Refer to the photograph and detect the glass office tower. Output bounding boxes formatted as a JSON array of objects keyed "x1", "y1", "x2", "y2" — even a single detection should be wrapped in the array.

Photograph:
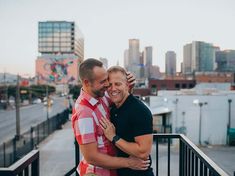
[{"x1": 38, "y1": 21, "x2": 84, "y2": 59}]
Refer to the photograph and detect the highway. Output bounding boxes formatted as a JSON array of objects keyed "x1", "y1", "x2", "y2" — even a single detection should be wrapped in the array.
[{"x1": 0, "y1": 96, "x2": 68, "y2": 143}]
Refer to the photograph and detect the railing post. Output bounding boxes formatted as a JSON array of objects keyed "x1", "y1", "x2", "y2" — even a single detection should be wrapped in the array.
[
  {"x1": 13, "y1": 136, "x2": 17, "y2": 162},
  {"x1": 75, "y1": 139, "x2": 80, "y2": 176},
  {"x1": 25, "y1": 166, "x2": 29, "y2": 176},
  {"x1": 31, "y1": 154, "x2": 39, "y2": 176},
  {"x1": 30, "y1": 127, "x2": 34, "y2": 150},
  {"x1": 179, "y1": 139, "x2": 183, "y2": 176},
  {"x1": 43, "y1": 121, "x2": 45, "y2": 139},
  {"x1": 47, "y1": 118, "x2": 50, "y2": 135},
  {"x1": 3, "y1": 142, "x2": 6, "y2": 167},
  {"x1": 155, "y1": 136, "x2": 159, "y2": 176},
  {"x1": 167, "y1": 138, "x2": 170, "y2": 176},
  {"x1": 37, "y1": 125, "x2": 39, "y2": 144}
]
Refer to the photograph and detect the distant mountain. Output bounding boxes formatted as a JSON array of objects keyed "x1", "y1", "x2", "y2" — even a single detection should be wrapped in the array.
[{"x1": 0, "y1": 73, "x2": 17, "y2": 84}]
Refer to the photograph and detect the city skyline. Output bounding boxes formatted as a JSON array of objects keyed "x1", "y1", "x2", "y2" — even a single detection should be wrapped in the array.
[{"x1": 0, "y1": 0, "x2": 235, "y2": 76}]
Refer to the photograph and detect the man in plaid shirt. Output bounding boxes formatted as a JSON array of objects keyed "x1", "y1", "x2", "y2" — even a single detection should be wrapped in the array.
[{"x1": 72, "y1": 59, "x2": 149, "y2": 176}]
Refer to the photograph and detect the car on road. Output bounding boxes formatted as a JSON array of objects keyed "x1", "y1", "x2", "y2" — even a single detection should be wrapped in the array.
[
  {"x1": 43, "y1": 98, "x2": 54, "y2": 106},
  {"x1": 33, "y1": 98, "x2": 42, "y2": 104}
]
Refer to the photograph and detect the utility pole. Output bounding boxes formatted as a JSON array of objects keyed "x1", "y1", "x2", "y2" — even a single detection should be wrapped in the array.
[
  {"x1": 46, "y1": 85, "x2": 49, "y2": 120},
  {"x1": 46, "y1": 84, "x2": 50, "y2": 134},
  {"x1": 15, "y1": 74, "x2": 21, "y2": 139},
  {"x1": 28, "y1": 86, "x2": 32, "y2": 104},
  {"x1": 227, "y1": 99, "x2": 232, "y2": 145},
  {"x1": 3, "y1": 72, "x2": 9, "y2": 109},
  {"x1": 228, "y1": 99, "x2": 232, "y2": 129},
  {"x1": 175, "y1": 98, "x2": 179, "y2": 133},
  {"x1": 199, "y1": 103, "x2": 203, "y2": 145}
]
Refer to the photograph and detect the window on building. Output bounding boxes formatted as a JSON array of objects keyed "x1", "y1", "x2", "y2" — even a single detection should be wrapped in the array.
[
  {"x1": 189, "y1": 84, "x2": 194, "y2": 88},
  {"x1": 175, "y1": 83, "x2": 180, "y2": 89},
  {"x1": 151, "y1": 85, "x2": 157, "y2": 95}
]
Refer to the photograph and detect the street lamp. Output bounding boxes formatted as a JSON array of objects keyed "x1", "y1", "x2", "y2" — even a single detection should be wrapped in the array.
[
  {"x1": 228, "y1": 99, "x2": 232, "y2": 129},
  {"x1": 15, "y1": 74, "x2": 21, "y2": 139},
  {"x1": 174, "y1": 98, "x2": 179, "y2": 133},
  {"x1": 193, "y1": 99, "x2": 208, "y2": 145},
  {"x1": 227, "y1": 99, "x2": 232, "y2": 145}
]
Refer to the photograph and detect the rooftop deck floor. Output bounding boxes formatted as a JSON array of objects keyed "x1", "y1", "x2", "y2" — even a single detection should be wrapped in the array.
[{"x1": 39, "y1": 121, "x2": 235, "y2": 176}]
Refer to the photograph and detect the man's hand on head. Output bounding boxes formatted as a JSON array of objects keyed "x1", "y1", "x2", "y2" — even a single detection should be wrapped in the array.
[{"x1": 126, "y1": 71, "x2": 136, "y2": 92}]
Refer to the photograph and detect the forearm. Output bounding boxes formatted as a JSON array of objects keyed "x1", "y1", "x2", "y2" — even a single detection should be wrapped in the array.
[
  {"x1": 115, "y1": 139, "x2": 151, "y2": 160},
  {"x1": 85, "y1": 152, "x2": 130, "y2": 169}
]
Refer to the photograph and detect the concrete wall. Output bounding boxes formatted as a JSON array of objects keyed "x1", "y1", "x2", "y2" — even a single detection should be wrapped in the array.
[{"x1": 148, "y1": 91, "x2": 235, "y2": 145}]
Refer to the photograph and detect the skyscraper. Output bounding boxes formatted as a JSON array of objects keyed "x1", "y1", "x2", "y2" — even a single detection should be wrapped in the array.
[
  {"x1": 165, "y1": 51, "x2": 176, "y2": 76},
  {"x1": 191, "y1": 41, "x2": 215, "y2": 72},
  {"x1": 143, "y1": 46, "x2": 153, "y2": 78},
  {"x1": 99, "y1": 57, "x2": 108, "y2": 69},
  {"x1": 38, "y1": 21, "x2": 84, "y2": 58},
  {"x1": 128, "y1": 39, "x2": 141, "y2": 79},
  {"x1": 124, "y1": 49, "x2": 129, "y2": 70},
  {"x1": 183, "y1": 41, "x2": 217, "y2": 74},
  {"x1": 36, "y1": 21, "x2": 84, "y2": 85},
  {"x1": 183, "y1": 43, "x2": 192, "y2": 74},
  {"x1": 216, "y1": 50, "x2": 235, "y2": 72}
]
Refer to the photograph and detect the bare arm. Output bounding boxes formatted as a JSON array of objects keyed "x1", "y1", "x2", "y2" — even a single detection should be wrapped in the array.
[
  {"x1": 115, "y1": 134, "x2": 152, "y2": 160},
  {"x1": 100, "y1": 117, "x2": 153, "y2": 160},
  {"x1": 80, "y1": 141, "x2": 150, "y2": 170}
]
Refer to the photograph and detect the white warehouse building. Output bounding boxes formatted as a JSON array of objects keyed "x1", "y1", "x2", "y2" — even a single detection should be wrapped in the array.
[{"x1": 146, "y1": 84, "x2": 235, "y2": 145}]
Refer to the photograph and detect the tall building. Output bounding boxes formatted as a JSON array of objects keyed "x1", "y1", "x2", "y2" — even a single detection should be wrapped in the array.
[
  {"x1": 216, "y1": 50, "x2": 235, "y2": 72},
  {"x1": 123, "y1": 49, "x2": 129, "y2": 70},
  {"x1": 128, "y1": 39, "x2": 141, "y2": 79},
  {"x1": 38, "y1": 21, "x2": 84, "y2": 58},
  {"x1": 99, "y1": 57, "x2": 108, "y2": 69},
  {"x1": 140, "y1": 52, "x2": 145, "y2": 78},
  {"x1": 165, "y1": 51, "x2": 176, "y2": 76},
  {"x1": 192, "y1": 41, "x2": 215, "y2": 72},
  {"x1": 36, "y1": 21, "x2": 84, "y2": 85},
  {"x1": 143, "y1": 46, "x2": 153, "y2": 78},
  {"x1": 183, "y1": 43, "x2": 192, "y2": 74},
  {"x1": 183, "y1": 41, "x2": 217, "y2": 74}
]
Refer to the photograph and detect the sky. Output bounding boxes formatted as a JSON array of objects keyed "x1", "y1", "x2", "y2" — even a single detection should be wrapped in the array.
[{"x1": 0, "y1": 0, "x2": 235, "y2": 77}]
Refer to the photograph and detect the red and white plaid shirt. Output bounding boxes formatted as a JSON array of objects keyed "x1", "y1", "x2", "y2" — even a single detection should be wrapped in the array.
[{"x1": 72, "y1": 89, "x2": 117, "y2": 176}]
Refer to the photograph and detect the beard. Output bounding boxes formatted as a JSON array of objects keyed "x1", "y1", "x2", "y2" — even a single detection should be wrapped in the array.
[{"x1": 92, "y1": 87, "x2": 106, "y2": 98}]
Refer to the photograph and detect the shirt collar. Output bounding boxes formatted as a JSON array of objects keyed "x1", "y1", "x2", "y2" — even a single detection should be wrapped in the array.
[{"x1": 80, "y1": 88, "x2": 100, "y2": 106}]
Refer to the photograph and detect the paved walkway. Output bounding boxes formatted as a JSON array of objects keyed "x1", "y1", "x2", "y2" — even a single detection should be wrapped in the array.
[
  {"x1": 39, "y1": 121, "x2": 75, "y2": 176},
  {"x1": 39, "y1": 121, "x2": 235, "y2": 176}
]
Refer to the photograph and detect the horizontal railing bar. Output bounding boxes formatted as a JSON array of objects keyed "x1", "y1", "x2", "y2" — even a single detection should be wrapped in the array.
[
  {"x1": 153, "y1": 133, "x2": 181, "y2": 138},
  {"x1": 67, "y1": 133, "x2": 229, "y2": 176},
  {"x1": 0, "y1": 150, "x2": 39, "y2": 174},
  {"x1": 179, "y1": 134, "x2": 229, "y2": 176},
  {"x1": 153, "y1": 134, "x2": 229, "y2": 176},
  {"x1": 65, "y1": 166, "x2": 77, "y2": 176}
]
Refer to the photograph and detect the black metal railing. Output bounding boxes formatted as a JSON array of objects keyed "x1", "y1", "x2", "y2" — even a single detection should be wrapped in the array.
[
  {"x1": 0, "y1": 149, "x2": 39, "y2": 176},
  {"x1": 66, "y1": 134, "x2": 230, "y2": 176},
  {"x1": 0, "y1": 109, "x2": 69, "y2": 167},
  {"x1": 154, "y1": 134, "x2": 229, "y2": 176}
]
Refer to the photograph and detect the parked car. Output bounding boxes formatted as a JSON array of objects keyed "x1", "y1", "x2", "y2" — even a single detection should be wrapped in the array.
[
  {"x1": 43, "y1": 98, "x2": 54, "y2": 106},
  {"x1": 33, "y1": 98, "x2": 42, "y2": 104}
]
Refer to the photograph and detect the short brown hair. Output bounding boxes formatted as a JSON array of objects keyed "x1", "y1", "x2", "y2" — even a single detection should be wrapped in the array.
[
  {"x1": 107, "y1": 66, "x2": 127, "y2": 80},
  {"x1": 107, "y1": 66, "x2": 127, "y2": 75},
  {"x1": 79, "y1": 58, "x2": 103, "y2": 82}
]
